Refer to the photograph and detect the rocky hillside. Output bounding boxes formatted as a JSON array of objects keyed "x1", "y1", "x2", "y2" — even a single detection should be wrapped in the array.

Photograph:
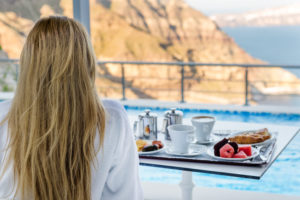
[
  {"x1": 0, "y1": 0, "x2": 299, "y2": 104},
  {"x1": 97, "y1": 0, "x2": 256, "y2": 63}
]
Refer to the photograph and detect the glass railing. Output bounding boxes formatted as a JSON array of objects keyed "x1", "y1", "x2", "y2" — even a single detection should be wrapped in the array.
[{"x1": 97, "y1": 61, "x2": 300, "y2": 106}]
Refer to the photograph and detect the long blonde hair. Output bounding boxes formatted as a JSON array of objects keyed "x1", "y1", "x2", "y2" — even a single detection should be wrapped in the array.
[{"x1": 2, "y1": 16, "x2": 105, "y2": 199}]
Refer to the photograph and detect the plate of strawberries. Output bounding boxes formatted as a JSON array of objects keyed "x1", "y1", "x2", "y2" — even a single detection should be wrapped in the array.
[{"x1": 207, "y1": 138, "x2": 259, "y2": 161}]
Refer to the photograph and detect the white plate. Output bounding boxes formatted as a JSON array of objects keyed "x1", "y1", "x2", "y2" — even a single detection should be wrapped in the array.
[
  {"x1": 229, "y1": 130, "x2": 275, "y2": 146},
  {"x1": 206, "y1": 146, "x2": 259, "y2": 161},
  {"x1": 165, "y1": 144, "x2": 206, "y2": 157},
  {"x1": 138, "y1": 146, "x2": 165, "y2": 155},
  {"x1": 194, "y1": 137, "x2": 217, "y2": 145}
]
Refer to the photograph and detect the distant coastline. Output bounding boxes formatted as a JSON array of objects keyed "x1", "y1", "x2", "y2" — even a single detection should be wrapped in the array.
[{"x1": 211, "y1": 3, "x2": 300, "y2": 27}]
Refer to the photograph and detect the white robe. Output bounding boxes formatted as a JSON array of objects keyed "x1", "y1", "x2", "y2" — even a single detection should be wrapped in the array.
[{"x1": 0, "y1": 99, "x2": 144, "y2": 200}]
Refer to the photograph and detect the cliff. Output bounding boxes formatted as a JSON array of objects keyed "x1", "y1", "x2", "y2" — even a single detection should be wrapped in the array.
[{"x1": 97, "y1": 0, "x2": 257, "y2": 63}]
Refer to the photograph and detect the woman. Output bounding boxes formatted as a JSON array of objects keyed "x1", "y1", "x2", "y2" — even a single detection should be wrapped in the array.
[{"x1": 0, "y1": 16, "x2": 143, "y2": 200}]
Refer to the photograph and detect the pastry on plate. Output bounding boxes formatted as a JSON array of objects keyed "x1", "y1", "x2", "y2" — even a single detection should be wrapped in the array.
[{"x1": 229, "y1": 128, "x2": 271, "y2": 144}]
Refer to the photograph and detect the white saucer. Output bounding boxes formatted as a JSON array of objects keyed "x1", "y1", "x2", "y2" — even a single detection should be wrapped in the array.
[
  {"x1": 165, "y1": 144, "x2": 206, "y2": 157},
  {"x1": 194, "y1": 137, "x2": 216, "y2": 145}
]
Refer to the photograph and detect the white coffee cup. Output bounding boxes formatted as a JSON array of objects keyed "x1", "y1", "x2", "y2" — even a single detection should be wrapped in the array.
[
  {"x1": 191, "y1": 116, "x2": 215, "y2": 142},
  {"x1": 167, "y1": 124, "x2": 195, "y2": 154}
]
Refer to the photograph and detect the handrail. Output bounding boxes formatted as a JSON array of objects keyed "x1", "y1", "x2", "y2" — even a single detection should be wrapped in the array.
[
  {"x1": 1, "y1": 58, "x2": 300, "y2": 68},
  {"x1": 0, "y1": 58, "x2": 19, "y2": 63},
  {"x1": 97, "y1": 60, "x2": 300, "y2": 69},
  {"x1": 1, "y1": 59, "x2": 300, "y2": 105}
]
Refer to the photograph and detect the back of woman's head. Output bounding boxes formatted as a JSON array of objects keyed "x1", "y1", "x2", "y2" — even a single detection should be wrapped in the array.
[{"x1": 4, "y1": 16, "x2": 105, "y2": 200}]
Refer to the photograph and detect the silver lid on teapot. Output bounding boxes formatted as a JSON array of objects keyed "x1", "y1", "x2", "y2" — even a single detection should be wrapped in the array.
[
  {"x1": 139, "y1": 109, "x2": 157, "y2": 119},
  {"x1": 164, "y1": 108, "x2": 183, "y2": 119},
  {"x1": 162, "y1": 108, "x2": 183, "y2": 140}
]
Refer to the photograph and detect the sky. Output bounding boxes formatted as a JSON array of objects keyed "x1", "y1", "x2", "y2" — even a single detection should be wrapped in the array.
[{"x1": 185, "y1": 0, "x2": 300, "y2": 15}]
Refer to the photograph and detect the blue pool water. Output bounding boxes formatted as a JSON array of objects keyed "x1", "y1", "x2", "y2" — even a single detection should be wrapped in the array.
[{"x1": 125, "y1": 106, "x2": 300, "y2": 196}]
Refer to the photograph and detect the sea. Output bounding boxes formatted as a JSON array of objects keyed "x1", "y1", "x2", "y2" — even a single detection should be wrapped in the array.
[
  {"x1": 223, "y1": 26, "x2": 300, "y2": 77},
  {"x1": 223, "y1": 26, "x2": 300, "y2": 106}
]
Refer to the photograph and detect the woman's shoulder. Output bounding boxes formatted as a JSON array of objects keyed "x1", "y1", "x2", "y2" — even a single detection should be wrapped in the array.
[
  {"x1": 101, "y1": 99, "x2": 131, "y2": 140},
  {"x1": 101, "y1": 99, "x2": 127, "y2": 119},
  {"x1": 102, "y1": 99, "x2": 124, "y2": 110},
  {"x1": 99, "y1": 99, "x2": 133, "y2": 158}
]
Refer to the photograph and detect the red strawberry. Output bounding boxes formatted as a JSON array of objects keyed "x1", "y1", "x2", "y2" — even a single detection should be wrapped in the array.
[
  {"x1": 219, "y1": 144, "x2": 235, "y2": 158},
  {"x1": 233, "y1": 150, "x2": 247, "y2": 158}
]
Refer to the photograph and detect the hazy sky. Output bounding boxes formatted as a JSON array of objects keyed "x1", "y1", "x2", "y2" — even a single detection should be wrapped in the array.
[{"x1": 185, "y1": 0, "x2": 300, "y2": 15}]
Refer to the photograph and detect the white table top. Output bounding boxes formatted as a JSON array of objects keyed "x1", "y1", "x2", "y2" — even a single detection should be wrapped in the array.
[{"x1": 138, "y1": 120, "x2": 300, "y2": 179}]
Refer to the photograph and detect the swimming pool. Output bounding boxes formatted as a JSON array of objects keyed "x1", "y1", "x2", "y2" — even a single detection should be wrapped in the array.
[{"x1": 125, "y1": 105, "x2": 300, "y2": 196}]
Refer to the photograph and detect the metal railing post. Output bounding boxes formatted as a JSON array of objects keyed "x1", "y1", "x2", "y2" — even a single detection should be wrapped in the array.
[
  {"x1": 244, "y1": 67, "x2": 249, "y2": 106},
  {"x1": 180, "y1": 64, "x2": 185, "y2": 103},
  {"x1": 121, "y1": 64, "x2": 126, "y2": 100}
]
